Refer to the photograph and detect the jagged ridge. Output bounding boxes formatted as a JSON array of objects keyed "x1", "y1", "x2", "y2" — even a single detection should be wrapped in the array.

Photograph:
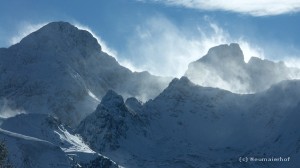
[
  {"x1": 185, "y1": 43, "x2": 300, "y2": 93},
  {"x1": 76, "y1": 77, "x2": 300, "y2": 167}
]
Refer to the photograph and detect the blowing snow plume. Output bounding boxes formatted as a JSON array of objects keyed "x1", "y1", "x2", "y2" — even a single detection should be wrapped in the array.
[
  {"x1": 0, "y1": 21, "x2": 170, "y2": 127},
  {"x1": 0, "y1": 99, "x2": 25, "y2": 119},
  {"x1": 122, "y1": 15, "x2": 264, "y2": 77},
  {"x1": 185, "y1": 43, "x2": 300, "y2": 93}
]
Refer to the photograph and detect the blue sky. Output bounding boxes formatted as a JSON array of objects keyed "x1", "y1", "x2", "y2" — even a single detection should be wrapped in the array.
[{"x1": 1, "y1": 0, "x2": 300, "y2": 76}]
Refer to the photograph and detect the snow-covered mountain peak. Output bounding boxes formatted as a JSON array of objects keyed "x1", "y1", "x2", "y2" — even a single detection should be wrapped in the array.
[
  {"x1": 0, "y1": 21, "x2": 170, "y2": 126},
  {"x1": 168, "y1": 76, "x2": 194, "y2": 87},
  {"x1": 76, "y1": 91, "x2": 134, "y2": 152},
  {"x1": 125, "y1": 97, "x2": 142, "y2": 112},
  {"x1": 101, "y1": 90, "x2": 125, "y2": 109},
  {"x1": 160, "y1": 76, "x2": 200, "y2": 97},
  {"x1": 16, "y1": 21, "x2": 101, "y2": 53},
  {"x1": 203, "y1": 43, "x2": 244, "y2": 64},
  {"x1": 1, "y1": 20, "x2": 300, "y2": 167},
  {"x1": 185, "y1": 43, "x2": 300, "y2": 93},
  {"x1": 77, "y1": 77, "x2": 300, "y2": 167}
]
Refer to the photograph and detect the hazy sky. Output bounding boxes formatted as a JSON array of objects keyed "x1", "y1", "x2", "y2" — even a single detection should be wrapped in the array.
[{"x1": 1, "y1": 0, "x2": 300, "y2": 76}]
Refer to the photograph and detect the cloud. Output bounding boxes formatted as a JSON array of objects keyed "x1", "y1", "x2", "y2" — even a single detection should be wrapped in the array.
[
  {"x1": 279, "y1": 51, "x2": 300, "y2": 79},
  {"x1": 285, "y1": 58, "x2": 300, "y2": 68},
  {"x1": 122, "y1": 15, "x2": 264, "y2": 77},
  {"x1": 146, "y1": 0, "x2": 300, "y2": 16}
]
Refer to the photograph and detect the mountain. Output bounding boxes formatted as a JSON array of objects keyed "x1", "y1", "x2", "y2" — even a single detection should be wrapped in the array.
[
  {"x1": 185, "y1": 43, "x2": 300, "y2": 93},
  {"x1": 0, "y1": 21, "x2": 170, "y2": 126},
  {"x1": 0, "y1": 113, "x2": 119, "y2": 168},
  {"x1": 76, "y1": 90, "x2": 147, "y2": 154},
  {"x1": 1, "y1": 21, "x2": 299, "y2": 168},
  {"x1": 77, "y1": 77, "x2": 300, "y2": 168}
]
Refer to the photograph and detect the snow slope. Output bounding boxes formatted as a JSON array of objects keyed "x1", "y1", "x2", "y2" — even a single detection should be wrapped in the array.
[
  {"x1": 0, "y1": 128, "x2": 71, "y2": 168},
  {"x1": 77, "y1": 77, "x2": 300, "y2": 168},
  {"x1": 0, "y1": 113, "x2": 120, "y2": 168},
  {"x1": 0, "y1": 21, "x2": 170, "y2": 126}
]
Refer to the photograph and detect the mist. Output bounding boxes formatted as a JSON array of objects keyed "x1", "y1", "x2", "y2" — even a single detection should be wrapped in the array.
[
  {"x1": 120, "y1": 15, "x2": 265, "y2": 77},
  {"x1": 185, "y1": 43, "x2": 300, "y2": 93},
  {"x1": 0, "y1": 99, "x2": 25, "y2": 119}
]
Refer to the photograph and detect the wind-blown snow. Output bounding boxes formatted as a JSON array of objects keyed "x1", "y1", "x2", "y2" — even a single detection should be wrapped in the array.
[
  {"x1": 1, "y1": 21, "x2": 300, "y2": 168},
  {"x1": 77, "y1": 77, "x2": 300, "y2": 167},
  {"x1": 185, "y1": 43, "x2": 300, "y2": 93},
  {"x1": 0, "y1": 21, "x2": 171, "y2": 126}
]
